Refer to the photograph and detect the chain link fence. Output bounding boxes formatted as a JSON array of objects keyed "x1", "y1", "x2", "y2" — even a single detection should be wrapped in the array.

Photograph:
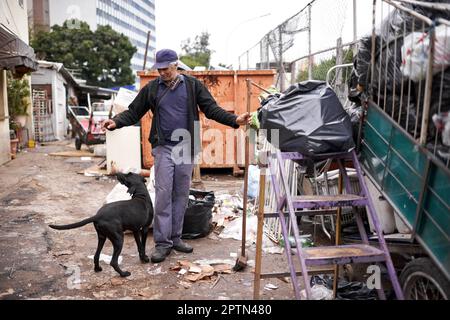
[{"x1": 238, "y1": 0, "x2": 373, "y2": 90}]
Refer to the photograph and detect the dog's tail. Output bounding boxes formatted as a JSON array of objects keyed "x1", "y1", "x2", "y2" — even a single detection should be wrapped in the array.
[{"x1": 49, "y1": 216, "x2": 96, "y2": 230}]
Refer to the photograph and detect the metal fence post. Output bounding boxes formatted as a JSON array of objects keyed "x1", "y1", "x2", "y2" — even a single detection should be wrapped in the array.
[
  {"x1": 279, "y1": 26, "x2": 285, "y2": 91},
  {"x1": 420, "y1": 24, "x2": 436, "y2": 145},
  {"x1": 308, "y1": 3, "x2": 313, "y2": 80}
]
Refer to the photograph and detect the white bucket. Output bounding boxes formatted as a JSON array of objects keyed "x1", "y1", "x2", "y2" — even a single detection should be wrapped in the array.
[{"x1": 364, "y1": 176, "x2": 396, "y2": 235}]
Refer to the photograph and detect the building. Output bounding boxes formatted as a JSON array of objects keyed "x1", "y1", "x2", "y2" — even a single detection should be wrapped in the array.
[
  {"x1": 31, "y1": 61, "x2": 78, "y2": 141},
  {"x1": 28, "y1": 0, "x2": 156, "y2": 86},
  {"x1": 0, "y1": 0, "x2": 38, "y2": 165}
]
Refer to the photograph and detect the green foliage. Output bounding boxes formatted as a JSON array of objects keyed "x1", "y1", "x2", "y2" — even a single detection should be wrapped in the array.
[
  {"x1": 31, "y1": 21, "x2": 137, "y2": 87},
  {"x1": 7, "y1": 72, "x2": 30, "y2": 117},
  {"x1": 179, "y1": 32, "x2": 213, "y2": 69},
  {"x1": 297, "y1": 49, "x2": 354, "y2": 82}
]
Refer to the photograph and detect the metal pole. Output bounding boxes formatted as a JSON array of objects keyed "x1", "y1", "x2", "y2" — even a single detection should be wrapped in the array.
[
  {"x1": 420, "y1": 25, "x2": 435, "y2": 145},
  {"x1": 266, "y1": 35, "x2": 270, "y2": 69},
  {"x1": 279, "y1": 27, "x2": 285, "y2": 91},
  {"x1": 336, "y1": 37, "x2": 343, "y2": 85},
  {"x1": 353, "y1": 0, "x2": 358, "y2": 54},
  {"x1": 308, "y1": 4, "x2": 313, "y2": 80},
  {"x1": 247, "y1": 50, "x2": 250, "y2": 70},
  {"x1": 370, "y1": 0, "x2": 377, "y2": 97},
  {"x1": 143, "y1": 31, "x2": 151, "y2": 70},
  {"x1": 353, "y1": 0, "x2": 357, "y2": 41},
  {"x1": 260, "y1": 41, "x2": 263, "y2": 70},
  {"x1": 241, "y1": 79, "x2": 252, "y2": 259}
]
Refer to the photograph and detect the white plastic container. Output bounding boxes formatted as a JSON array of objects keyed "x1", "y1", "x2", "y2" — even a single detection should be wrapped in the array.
[
  {"x1": 364, "y1": 176, "x2": 396, "y2": 235},
  {"x1": 393, "y1": 211, "x2": 411, "y2": 234}
]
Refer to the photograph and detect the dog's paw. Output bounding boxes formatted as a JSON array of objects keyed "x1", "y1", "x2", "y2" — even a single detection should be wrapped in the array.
[
  {"x1": 140, "y1": 255, "x2": 150, "y2": 263},
  {"x1": 120, "y1": 271, "x2": 131, "y2": 278},
  {"x1": 95, "y1": 266, "x2": 103, "y2": 272}
]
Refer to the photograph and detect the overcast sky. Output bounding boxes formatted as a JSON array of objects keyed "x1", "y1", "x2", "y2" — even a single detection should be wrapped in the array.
[{"x1": 155, "y1": 0, "x2": 374, "y2": 68}]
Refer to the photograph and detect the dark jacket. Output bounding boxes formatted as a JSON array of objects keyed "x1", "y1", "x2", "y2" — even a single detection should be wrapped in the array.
[{"x1": 112, "y1": 74, "x2": 239, "y2": 157}]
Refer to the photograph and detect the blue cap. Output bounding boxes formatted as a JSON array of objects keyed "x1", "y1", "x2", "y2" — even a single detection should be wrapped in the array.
[{"x1": 151, "y1": 49, "x2": 178, "y2": 69}]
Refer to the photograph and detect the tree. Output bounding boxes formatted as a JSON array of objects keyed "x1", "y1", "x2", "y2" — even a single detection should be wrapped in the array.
[
  {"x1": 179, "y1": 32, "x2": 213, "y2": 69},
  {"x1": 31, "y1": 21, "x2": 137, "y2": 87}
]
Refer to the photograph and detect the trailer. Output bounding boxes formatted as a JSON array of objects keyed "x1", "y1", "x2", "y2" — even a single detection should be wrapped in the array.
[{"x1": 326, "y1": 0, "x2": 450, "y2": 300}]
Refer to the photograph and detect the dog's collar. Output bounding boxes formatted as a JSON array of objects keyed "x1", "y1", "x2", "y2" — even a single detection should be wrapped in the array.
[{"x1": 133, "y1": 196, "x2": 148, "y2": 202}]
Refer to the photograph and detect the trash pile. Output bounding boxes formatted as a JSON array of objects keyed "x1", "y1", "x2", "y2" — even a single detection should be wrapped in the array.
[
  {"x1": 349, "y1": 3, "x2": 450, "y2": 159},
  {"x1": 210, "y1": 193, "x2": 255, "y2": 239}
]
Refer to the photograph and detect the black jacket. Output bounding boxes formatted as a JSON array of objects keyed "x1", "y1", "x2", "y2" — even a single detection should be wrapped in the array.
[{"x1": 112, "y1": 74, "x2": 239, "y2": 157}]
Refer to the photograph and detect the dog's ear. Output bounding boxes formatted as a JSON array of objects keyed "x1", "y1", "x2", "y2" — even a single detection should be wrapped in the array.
[{"x1": 127, "y1": 186, "x2": 137, "y2": 196}]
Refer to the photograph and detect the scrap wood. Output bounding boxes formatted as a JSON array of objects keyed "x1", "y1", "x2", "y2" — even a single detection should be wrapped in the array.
[
  {"x1": 82, "y1": 165, "x2": 108, "y2": 177},
  {"x1": 49, "y1": 150, "x2": 102, "y2": 158},
  {"x1": 189, "y1": 265, "x2": 202, "y2": 274},
  {"x1": 185, "y1": 273, "x2": 205, "y2": 282}
]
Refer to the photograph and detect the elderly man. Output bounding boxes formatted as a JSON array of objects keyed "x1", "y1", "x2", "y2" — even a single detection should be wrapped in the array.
[{"x1": 103, "y1": 49, "x2": 250, "y2": 263}]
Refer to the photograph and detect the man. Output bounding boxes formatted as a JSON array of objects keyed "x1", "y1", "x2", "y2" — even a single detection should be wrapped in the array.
[{"x1": 103, "y1": 49, "x2": 250, "y2": 263}]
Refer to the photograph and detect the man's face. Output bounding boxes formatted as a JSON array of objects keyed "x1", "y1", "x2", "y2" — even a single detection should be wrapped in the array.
[{"x1": 158, "y1": 63, "x2": 178, "y2": 82}]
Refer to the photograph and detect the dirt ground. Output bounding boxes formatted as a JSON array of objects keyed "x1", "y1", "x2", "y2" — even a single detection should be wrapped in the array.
[{"x1": 0, "y1": 140, "x2": 302, "y2": 300}]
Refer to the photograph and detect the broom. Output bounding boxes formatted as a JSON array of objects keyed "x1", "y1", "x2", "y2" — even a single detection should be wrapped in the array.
[{"x1": 233, "y1": 79, "x2": 252, "y2": 272}]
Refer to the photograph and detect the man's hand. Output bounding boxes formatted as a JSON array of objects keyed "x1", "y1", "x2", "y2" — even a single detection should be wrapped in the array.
[
  {"x1": 102, "y1": 119, "x2": 117, "y2": 131},
  {"x1": 236, "y1": 112, "x2": 251, "y2": 126}
]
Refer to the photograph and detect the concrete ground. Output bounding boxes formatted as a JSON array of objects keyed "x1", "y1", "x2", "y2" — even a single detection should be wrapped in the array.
[{"x1": 0, "y1": 140, "x2": 305, "y2": 300}]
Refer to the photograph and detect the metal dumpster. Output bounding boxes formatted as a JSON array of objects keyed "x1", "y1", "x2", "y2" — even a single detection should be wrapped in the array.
[{"x1": 137, "y1": 70, "x2": 276, "y2": 173}]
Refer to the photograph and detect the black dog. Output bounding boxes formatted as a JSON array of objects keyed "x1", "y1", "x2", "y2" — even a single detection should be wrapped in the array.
[{"x1": 49, "y1": 173, "x2": 154, "y2": 277}]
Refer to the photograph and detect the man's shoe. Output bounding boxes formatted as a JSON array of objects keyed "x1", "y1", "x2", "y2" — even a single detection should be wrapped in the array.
[
  {"x1": 150, "y1": 247, "x2": 171, "y2": 263},
  {"x1": 173, "y1": 241, "x2": 193, "y2": 253}
]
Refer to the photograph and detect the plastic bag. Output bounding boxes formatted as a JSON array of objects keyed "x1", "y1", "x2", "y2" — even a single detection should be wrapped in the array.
[
  {"x1": 258, "y1": 81, "x2": 355, "y2": 157},
  {"x1": 242, "y1": 165, "x2": 260, "y2": 199},
  {"x1": 182, "y1": 190, "x2": 215, "y2": 239},
  {"x1": 401, "y1": 25, "x2": 450, "y2": 82},
  {"x1": 311, "y1": 275, "x2": 378, "y2": 300}
]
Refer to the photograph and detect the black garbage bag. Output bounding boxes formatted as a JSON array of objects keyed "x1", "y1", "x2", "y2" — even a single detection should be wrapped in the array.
[
  {"x1": 311, "y1": 274, "x2": 379, "y2": 300},
  {"x1": 182, "y1": 189, "x2": 215, "y2": 239},
  {"x1": 258, "y1": 81, "x2": 355, "y2": 157}
]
